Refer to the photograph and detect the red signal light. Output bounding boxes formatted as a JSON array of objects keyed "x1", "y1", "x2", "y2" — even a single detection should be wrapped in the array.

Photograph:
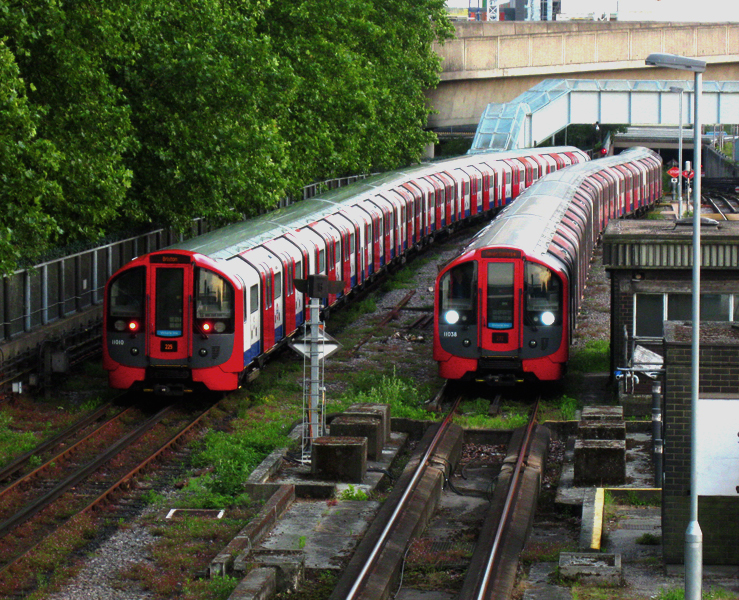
[{"x1": 600, "y1": 148, "x2": 607, "y2": 156}]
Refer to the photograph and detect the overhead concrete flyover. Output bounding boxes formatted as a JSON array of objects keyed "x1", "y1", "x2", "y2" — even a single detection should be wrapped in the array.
[
  {"x1": 428, "y1": 20, "x2": 739, "y2": 131},
  {"x1": 468, "y1": 78, "x2": 739, "y2": 152}
]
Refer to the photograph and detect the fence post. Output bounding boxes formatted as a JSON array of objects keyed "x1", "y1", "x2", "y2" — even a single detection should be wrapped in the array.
[
  {"x1": 41, "y1": 265, "x2": 49, "y2": 325},
  {"x1": 24, "y1": 271, "x2": 31, "y2": 332}
]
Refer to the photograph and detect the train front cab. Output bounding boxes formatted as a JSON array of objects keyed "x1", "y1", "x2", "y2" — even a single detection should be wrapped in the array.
[
  {"x1": 435, "y1": 250, "x2": 568, "y2": 384},
  {"x1": 104, "y1": 252, "x2": 242, "y2": 394}
]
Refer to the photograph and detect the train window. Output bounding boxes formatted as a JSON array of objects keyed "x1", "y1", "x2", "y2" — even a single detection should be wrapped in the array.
[
  {"x1": 109, "y1": 267, "x2": 145, "y2": 319},
  {"x1": 155, "y1": 268, "x2": 184, "y2": 337},
  {"x1": 286, "y1": 263, "x2": 293, "y2": 296},
  {"x1": 319, "y1": 249, "x2": 326, "y2": 273},
  {"x1": 486, "y1": 263, "x2": 514, "y2": 329},
  {"x1": 274, "y1": 270, "x2": 282, "y2": 300},
  {"x1": 195, "y1": 268, "x2": 234, "y2": 333},
  {"x1": 350, "y1": 232, "x2": 355, "y2": 254},
  {"x1": 439, "y1": 262, "x2": 477, "y2": 326},
  {"x1": 295, "y1": 260, "x2": 303, "y2": 281},
  {"x1": 250, "y1": 285, "x2": 258, "y2": 314},
  {"x1": 524, "y1": 263, "x2": 561, "y2": 326},
  {"x1": 108, "y1": 267, "x2": 145, "y2": 331},
  {"x1": 265, "y1": 274, "x2": 272, "y2": 309}
]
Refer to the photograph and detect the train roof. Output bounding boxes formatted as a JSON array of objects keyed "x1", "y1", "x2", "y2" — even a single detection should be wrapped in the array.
[
  {"x1": 167, "y1": 146, "x2": 588, "y2": 260},
  {"x1": 464, "y1": 146, "x2": 659, "y2": 260}
]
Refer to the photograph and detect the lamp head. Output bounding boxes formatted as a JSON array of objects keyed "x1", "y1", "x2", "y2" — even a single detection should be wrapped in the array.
[{"x1": 645, "y1": 53, "x2": 706, "y2": 73}]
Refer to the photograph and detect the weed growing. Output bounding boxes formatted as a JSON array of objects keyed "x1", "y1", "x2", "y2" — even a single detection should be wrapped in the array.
[
  {"x1": 569, "y1": 340, "x2": 610, "y2": 373},
  {"x1": 340, "y1": 484, "x2": 369, "y2": 501},
  {"x1": 0, "y1": 412, "x2": 42, "y2": 467},
  {"x1": 335, "y1": 370, "x2": 434, "y2": 420},
  {"x1": 654, "y1": 587, "x2": 736, "y2": 600},
  {"x1": 635, "y1": 532, "x2": 661, "y2": 545}
]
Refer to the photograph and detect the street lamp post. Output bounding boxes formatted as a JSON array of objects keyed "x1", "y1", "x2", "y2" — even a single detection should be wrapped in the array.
[
  {"x1": 669, "y1": 86, "x2": 685, "y2": 218},
  {"x1": 646, "y1": 52, "x2": 706, "y2": 600}
]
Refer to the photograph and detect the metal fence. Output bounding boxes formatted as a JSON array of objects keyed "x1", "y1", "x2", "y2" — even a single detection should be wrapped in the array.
[{"x1": 0, "y1": 175, "x2": 369, "y2": 344}]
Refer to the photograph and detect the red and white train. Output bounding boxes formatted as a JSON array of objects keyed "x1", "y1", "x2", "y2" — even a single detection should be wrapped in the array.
[
  {"x1": 433, "y1": 146, "x2": 663, "y2": 384},
  {"x1": 103, "y1": 146, "x2": 589, "y2": 394}
]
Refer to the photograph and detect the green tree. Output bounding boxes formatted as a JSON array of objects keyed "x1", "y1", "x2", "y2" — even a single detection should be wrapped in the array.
[
  {"x1": 264, "y1": 0, "x2": 453, "y2": 186},
  {"x1": 120, "y1": 0, "x2": 293, "y2": 229},
  {"x1": 0, "y1": 0, "x2": 137, "y2": 245},
  {"x1": 0, "y1": 39, "x2": 62, "y2": 273}
]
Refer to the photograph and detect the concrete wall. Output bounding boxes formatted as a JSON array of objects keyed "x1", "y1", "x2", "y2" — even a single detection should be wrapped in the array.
[
  {"x1": 662, "y1": 324, "x2": 739, "y2": 565},
  {"x1": 429, "y1": 21, "x2": 739, "y2": 127}
]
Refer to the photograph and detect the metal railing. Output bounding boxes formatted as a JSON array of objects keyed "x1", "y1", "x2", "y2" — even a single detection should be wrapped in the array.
[{"x1": 0, "y1": 174, "x2": 369, "y2": 345}]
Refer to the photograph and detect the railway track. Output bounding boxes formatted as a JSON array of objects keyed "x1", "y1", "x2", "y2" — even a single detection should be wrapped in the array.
[
  {"x1": 328, "y1": 393, "x2": 547, "y2": 600},
  {"x1": 0, "y1": 396, "x2": 217, "y2": 597}
]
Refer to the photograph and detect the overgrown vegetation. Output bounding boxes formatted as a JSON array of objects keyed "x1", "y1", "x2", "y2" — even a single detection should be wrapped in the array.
[{"x1": 653, "y1": 587, "x2": 737, "y2": 600}]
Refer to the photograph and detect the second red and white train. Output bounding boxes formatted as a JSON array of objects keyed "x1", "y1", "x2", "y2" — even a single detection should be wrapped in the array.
[{"x1": 433, "y1": 146, "x2": 663, "y2": 385}]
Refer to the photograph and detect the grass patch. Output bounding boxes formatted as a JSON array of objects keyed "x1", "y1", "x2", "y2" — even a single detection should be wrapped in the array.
[
  {"x1": 0, "y1": 412, "x2": 44, "y2": 467},
  {"x1": 635, "y1": 532, "x2": 661, "y2": 545},
  {"x1": 539, "y1": 394, "x2": 579, "y2": 422},
  {"x1": 653, "y1": 587, "x2": 737, "y2": 600},
  {"x1": 569, "y1": 340, "x2": 610, "y2": 373},
  {"x1": 329, "y1": 296, "x2": 378, "y2": 331},
  {"x1": 334, "y1": 370, "x2": 435, "y2": 421}
]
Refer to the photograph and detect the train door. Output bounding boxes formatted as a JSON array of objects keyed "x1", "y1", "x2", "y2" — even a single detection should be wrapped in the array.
[
  {"x1": 263, "y1": 237, "x2": 301, "y2": 338},
  {"x1": 392, "y1": 188, "x2": 414, "y2": 247},
  {"x1": 369, "y1": 198, "x2": 393, "y2": 261},
  {"x1": 336, "y1": 211, "x2": 364, "y2": 286},
  {"x1": 540, "y1": 154, "x2": 557, "y2": 175},
  {"x1": 240, "y1": 252, "x2": 276, "y2": 352},
  {"x1": 227, "y1": 257, "x2": 261, "y2": 366},
  {"x1": 502, "y1": 160, "x2": 521, "y2": 199},
  {"x1": 357, "y1": 201, "x2": 382, "y2": 269},
  {"x1": 327, "y1": 214, "x2": 355, "y2": 292},
  {"x1": 501, "y1": 163, "x2": 513, "y2": 204},
  {"x1": 380, "y1": 191, "x2": 405, "y2": 253},
  {"x1": 147, "y1": 254, "x2": 194, "y2": 364},
  {"x1": 453, "y1": 168, "x2": 472, "y2": 218},
  {"x1": 282, "y1": 231, "x2": 312, "y2": 326},
  {"x1": 479, "y1": 253, "x2": 524, "y2": 355},
  {"x1": 308, "y1": 221, "x2": 342, "y2": 302}
]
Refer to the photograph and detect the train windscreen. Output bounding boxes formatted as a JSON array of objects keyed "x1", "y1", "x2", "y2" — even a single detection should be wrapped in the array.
[
  {"x1": 486, "y1": 263, "x2": 514, "y2": 329},
  {"x1": 524, "y1": 263, "x2": 561, "y2": 326},
  {"x1": 155, "y1": 268, "x2": 184, "y2": 337},
  {"x1": 108, "y1": 267, "x2": 145, "y2": 331},
  {"x1": 195, "y1": 268, "x2": 235, "y2": 333},
  {"x1": 439, "y1": 262, "x2": 477, "y2": 325}
]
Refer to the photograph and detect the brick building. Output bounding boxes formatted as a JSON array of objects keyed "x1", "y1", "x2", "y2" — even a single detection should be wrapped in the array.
[{"x1": 602, "y1": 220, "x2": 739, "y2": 565}]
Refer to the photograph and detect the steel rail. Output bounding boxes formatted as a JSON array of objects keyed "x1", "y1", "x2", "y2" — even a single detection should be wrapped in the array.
[
  {"x1": 344, "y1": 393, "x2": 463, "y2": 600},
  {"x1": 0, "y1": 400, "x2": 117, "y2": 483},
  {"x1": 0, "y1": 406, "x2": 132, "y2": 501},
  {"x1": 0, "y1": 402, "x2": 215, "y2": 581},
  {"x1": 0, "y1": 404, "x2": 175, "y2": 540},
  {"x1": 475, "y1": 397, "x2": 540, "y2": 600}
]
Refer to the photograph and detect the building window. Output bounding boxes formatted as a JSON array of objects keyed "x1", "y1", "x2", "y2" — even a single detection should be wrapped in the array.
[{"x1": 635, "y1": 292, "x2": 737, "y2": 338}]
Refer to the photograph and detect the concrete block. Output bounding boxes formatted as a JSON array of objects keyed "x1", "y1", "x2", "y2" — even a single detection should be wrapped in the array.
[
  {"x1": 578, "y1": 420, "x2": 626, "y2": 440},
  {"x1": 581, "y1": 406, "x2": 623, "y2": 422},
  {"x1": 330, "y1": 415, "x2": 383, "y2": 461},
  {"x1": 311, "y1": 436, "x2": 367, "y2": 483},
  {"x1": 250, "y1": 552, "x2": 304, "y2": 593},
  {"x1": 559, "y1": 552, "x2": 622, "y2": 586},
  {"x1": 345, "y1": 403, "x2": 391, "y2": 445},
  {"x1": 573, "y1": 439, "x2": 626, "y2": 485},
  {"x1": 228, "y1": 567, "x2": 276, "y2": 600}
]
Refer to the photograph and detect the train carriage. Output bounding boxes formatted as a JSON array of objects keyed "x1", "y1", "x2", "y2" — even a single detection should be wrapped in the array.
[
  {"x1": 433, "y1": 147, "x2": 662, "y2": 385},
  {"x1": 104, "y1": 146, "x2": 589, "y2": 394}
]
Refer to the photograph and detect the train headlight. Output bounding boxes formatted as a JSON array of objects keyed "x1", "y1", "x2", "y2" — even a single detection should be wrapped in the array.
[
  {"x1": 444, "y1": 310, "x2": 460, "y2": 325},
  {"x1": 540, "y1": 311, "x2": 555, "y2": 326},
  {"x1": 199, "y1": 348, "x2": 208, "y2": 357},
  {"x1": 214, "y1": 321, "x2": 226, "y2": 333},
  {"x1": 462, "y1": 339, "x2": 471, "y2": 347},
  {"x1": 114, "y1": 320, "x2": 126, "y2": 332}
]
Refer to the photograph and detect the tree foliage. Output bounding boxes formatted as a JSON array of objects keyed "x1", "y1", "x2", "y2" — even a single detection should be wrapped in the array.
[{"x1": 0, "y1": 0, "x2": 452, "y2": 274}]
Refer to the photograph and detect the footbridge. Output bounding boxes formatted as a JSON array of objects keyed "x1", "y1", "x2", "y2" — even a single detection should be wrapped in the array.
[{"x1": 468, "y1": 78, "x2": 739, "y2": 152}]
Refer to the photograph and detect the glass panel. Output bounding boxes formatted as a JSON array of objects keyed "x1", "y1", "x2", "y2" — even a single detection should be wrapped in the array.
[
  {"x1": 319, "y1": 249, "x2": 326, "y2": 273},
  {"x1": 274, "y1": 271, "x2": 282, "y2": 300},
  {"x1": 635, "y1": 294, "x2": 664, "y2": 337},
  {"x1": 735, "y1": 295, "x2": 739, "y2": 321},
  {"x1": 667, "y1": 293, "x2": 691, "y2": 321},
  {"x1": 701, "y1": 294, "x2": 730, "y2": 321},
  {"x1": 439, "y1": 262, "x2": 476, "y2": 326},
  {"x1": 295, "y1": 260, "x2": 303, "y2": 280},
  {"x1": 524, "y1": 263, "x2": 561, "y2": 326},
  {"x1": 250, "y1": 285, "x2": 258, "y2": 314},
  {"x1": 109, "y1": 267, "x2": 145, "y2": 319},
  {"x1": 195, "y1": 269, "x2": 234, "y2": 319},
  {"x1": 487, "y1": 263, "x2": 514, "y2": 329},
  {"x1": 156, "y1": 269, "x2": 184, "y2": 337}
]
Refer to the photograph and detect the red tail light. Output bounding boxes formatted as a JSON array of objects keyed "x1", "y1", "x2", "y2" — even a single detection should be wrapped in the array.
[
  {"x1": 128, "y1": 320, "x2": 140, "y2": 332},
  {"x1": 201, "y1": 321, "x2": 213, "y2": 333}
]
